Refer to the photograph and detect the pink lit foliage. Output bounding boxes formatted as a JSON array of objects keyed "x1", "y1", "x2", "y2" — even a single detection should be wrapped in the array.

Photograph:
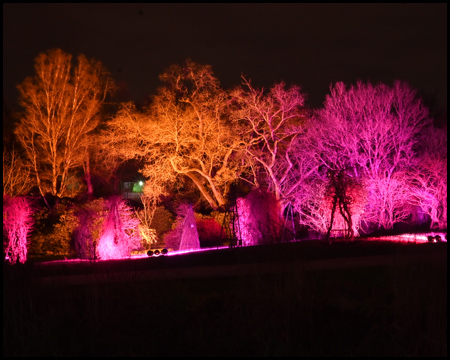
[
  {"x1": 313, "y1": 81, "x2": 431, "y2": 230},
  {"x1": 165, "y1": 203, "x2": 200, "y2": 251},
  {"x1": 409, "y1": 126, "x2": 447, "y2": 229},
  {"x1": 179, "y1": 204, "x2": 200, "y2": 251},
  {"x1": 73, "y1": 198, "x2": 107, "y2": 260},
  {"x1": 96, "y1": 196, "x2": 142, "y2": 260},
  {"x1": 3, "y1": 195, "x2": 34, "y2": 264},
  {"x1": 236, "y1": 189, "x2": 282, "y2": 246}
]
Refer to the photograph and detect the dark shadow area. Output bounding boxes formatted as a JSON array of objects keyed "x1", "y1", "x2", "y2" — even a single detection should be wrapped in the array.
[{"x1": 3, "y1": 241, "x2": 447, "y2": 356}]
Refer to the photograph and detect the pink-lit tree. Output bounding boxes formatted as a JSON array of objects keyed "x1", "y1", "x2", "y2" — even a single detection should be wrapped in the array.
[
  {"x1": 409, "y1": 126, "x2": 447, "y2": 229},
  {"x1": 96, "y1": 196, "x2": 142, "y2": 260},
  {"x1": 291, "y1": 168, "x2": 367, "y2": 238},
  {"x1": 312, "y1": 81, "x2": 431, "y2": 231},
  {"x1": 231, "y1": 77, "x2": 308, "y2": 212},
  {"x1": 3, "y1": 195, "x2": 34, "y2": 264}
]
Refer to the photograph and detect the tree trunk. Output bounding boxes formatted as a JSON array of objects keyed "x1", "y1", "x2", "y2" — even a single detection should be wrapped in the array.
[
  {"x1": 326, "y1": 194, "x2": 338, "y2": 243},
  {"x1": 84, "y1": 151, "x2": 94, "y2": 198}
]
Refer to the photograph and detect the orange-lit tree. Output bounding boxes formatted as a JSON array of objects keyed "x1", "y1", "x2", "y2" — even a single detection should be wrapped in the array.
[
  {"x1": 14, "y1": 49, "x2": 114, "y2": 199},
  {"x1": 102, "y1": 60, "x2": 245, "y2": 210}
]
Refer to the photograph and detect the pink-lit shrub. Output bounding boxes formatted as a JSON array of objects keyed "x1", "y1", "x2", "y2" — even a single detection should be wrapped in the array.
[
  {"x1": 96, "y1": 196, "x2": 142, "y2": 260},
  {"x1": 3, "y1": 195, "x2": 34, "y2": 264},
  {"x1": 73, "y1": 198, "x2": 108, "y2": 259},
  {"x1": 236, "y1": 189, "x2": 282, "y2": 246},
  {"x1": 164, "y1": 203, "x2": 200, "y2": 251},
  {"x1": 179, "y1": 204, "x2": 200, "y2": 251},
  {"x1": 324, "y1": 171, "x2": 367, "y2": 240}
]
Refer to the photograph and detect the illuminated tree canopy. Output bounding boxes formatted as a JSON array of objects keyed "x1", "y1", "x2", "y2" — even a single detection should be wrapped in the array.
[
  {"x1": 303, "y1": 81, "x2": 433, "y2": 231},
  {"x1": 102, "y1": 60, "x2": 245, "y2": 210}
]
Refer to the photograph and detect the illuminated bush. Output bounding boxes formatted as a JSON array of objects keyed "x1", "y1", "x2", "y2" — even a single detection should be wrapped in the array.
[
  {"x1": 29, "y1": 199, "x2": 78, "y2": 257},
  {"x1": 96, "y1": 196, "x2": 142, "y2": 260},
  {"x1": 149, "y1": 206, "x2": 174, "y2": 243},
  {"x1": 236, "y1": 189, "x2": 282, "y2": 246},
  {"x1": 179, "y1": 204, "x2": 200, "y2": 251},
  {"x1": 73, "y1": 198, "x2": 108, "y2": 259},
  {"x1": 3, "y1": 195, "x2": 34, "y2": 264}
]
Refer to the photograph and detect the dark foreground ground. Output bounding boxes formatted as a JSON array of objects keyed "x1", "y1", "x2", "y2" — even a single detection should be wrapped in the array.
[{"x1": 3, "y1": 240, "x2": 447, "y2": 356}]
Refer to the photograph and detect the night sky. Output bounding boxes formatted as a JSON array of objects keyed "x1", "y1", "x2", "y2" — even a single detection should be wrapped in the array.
[{"x1": 3, "y1": 3, "x2": 447, "y2": 115}]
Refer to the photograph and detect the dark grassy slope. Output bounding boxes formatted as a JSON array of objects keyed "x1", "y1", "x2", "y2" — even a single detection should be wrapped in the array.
[
  {"x1": 4, "y1": 241, "x2": 447, "y2": 356},
  {"x1": 32, "y1": 239, "x2": 444, "y2": 276}
]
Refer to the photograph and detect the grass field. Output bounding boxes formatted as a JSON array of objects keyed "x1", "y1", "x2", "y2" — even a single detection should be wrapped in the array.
[{"x1": 3, "y1": 240, "x2": 447, "y2": 356}]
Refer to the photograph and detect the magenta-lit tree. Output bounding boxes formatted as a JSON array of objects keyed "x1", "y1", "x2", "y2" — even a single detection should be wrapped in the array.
[
  {"x1": 3, "y1": 195, "x2": 34, "y2": 264},
  {"x1": 96, "y1": 196, "x2": 142, "y2": 260},
  {"x1": 311, "y1": 81, "x2": 431, "y2": 231},
  {"x1": 231, "y1": 77, "x2": 308, "y2": 213},
  {"x1": 409, "y1": 126, "x2": 447, "y2": 229}
]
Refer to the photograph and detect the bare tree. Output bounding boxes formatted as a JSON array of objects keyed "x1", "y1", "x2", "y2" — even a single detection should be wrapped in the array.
[
  {"x1": 313, "y1": 81, "x2": 431, "y2": 230},
  {"x1": 102, "y1": 60, "x2": 244, "y2": 210},
  {"x1": 14, "y1": 49, "x2": 113, "y2": 199},
  {"x1": 409, "y1": 126, "x2": 447, "y2": 229},
  {"x1": 231, "y1": 77, "x2": 308, "y2": 211}
]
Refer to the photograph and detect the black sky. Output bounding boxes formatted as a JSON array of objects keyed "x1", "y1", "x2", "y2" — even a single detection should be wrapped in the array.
[{"x1": 3, "y1": 3, "x2": 447, "y2": 115}]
